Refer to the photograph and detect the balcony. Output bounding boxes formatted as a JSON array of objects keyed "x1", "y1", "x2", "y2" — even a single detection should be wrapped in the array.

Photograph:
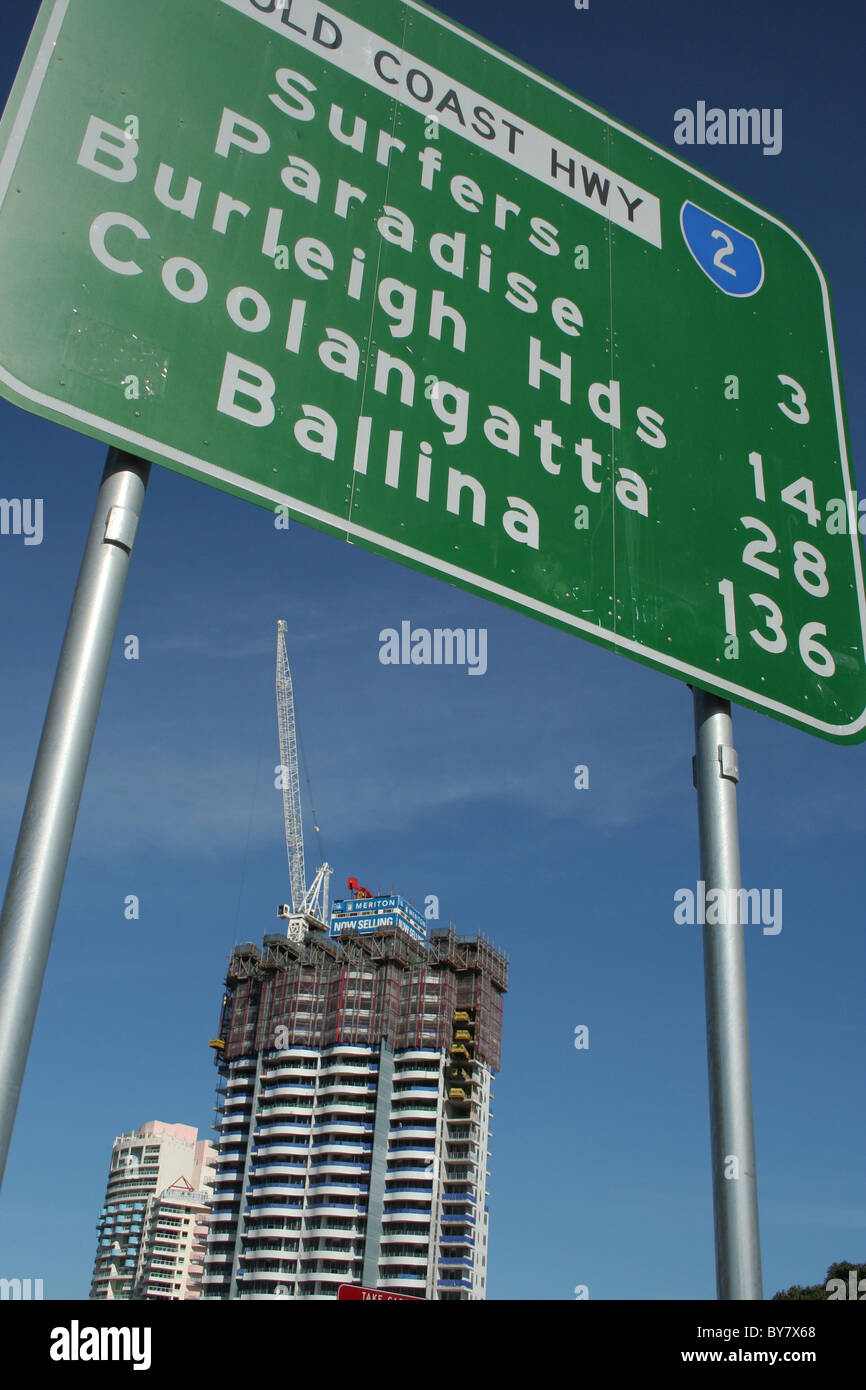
[
  {"x1": 314, "y1": 1100, "x2": 376, "y2": 1114},
  {"x1": 215, "y1": 1158, "x2": 245, "y2": 1174},
  {"x1": 244, "y1": 1225, "x2": 302, "y2": 1239},
  {"x1": 217, "y1": 1132, "x2": 247, "y2": 1148},
  {"x1": 248, "y1": 1176, "x2": 305, "y2": 1189},
  {"x1": 298, "y1": 1246, "x2": 358, "y2": 1262},
  {"x1": 260, "y1": 1083, "x2": 316, "y2": 1097},
  {"x1": 244, "y1": 1200, "x2": 304, "y2": 1216},
  {"x1": 251, "y1": 1163, "x2": 307, "y2": 1178},
  {"x1": 252, "y1": 1154, "x2": 308, "y2": 1172},
  {"x1": 318, "y1": 1061, "x2": 374, "y2": 1075},
  {"x1": 319, "y1": 1045, "x2": 374, "y2": 1060},
  {"x1": 308, "y1": 1158, "x2": 371, "y2": 1175},
  {"x1": 257, "y1": 1102, "x2": 314, "y2": 1118},
  {"x1": 255, "y1": 1124, "x2": 312, "y2": 1139},
  {"x1": 312, "y1": 1118, "x2": 373, "y2": 1132},
  {"x1": 304, "y1": 1218, "x2": 364, "y2": 1232},
  {"x1": 300, "y1": 1229, "x2": 360, "y2": 1245},
  {"x1": 263, "y1": 1063, "x2": 316, "y2": 1077},
  {"x1": 310, "y1": 1139, "x2": 371, "y2": 1152},
  {"x1": 304, "y1": 1200, "x2": 367, "y2": 1216},
  {"x1": 242, "y1": 1255, "x2": 299, "y2": 1271},
  {"x1": 307, "y1": 1172, "x2": 369, "y2": 1186}
]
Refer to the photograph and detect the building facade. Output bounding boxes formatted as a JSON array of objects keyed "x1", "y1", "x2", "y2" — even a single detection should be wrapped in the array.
[
  {"x1": 131, "y1": 1177, "x2": 213, "y2": 1301},
  {"x1": 202, "y1": 923, "x2": 507, "y2": 1300},
  {"x1": 90, "y1": 1120, "x2": 216, "y2": 1300}
]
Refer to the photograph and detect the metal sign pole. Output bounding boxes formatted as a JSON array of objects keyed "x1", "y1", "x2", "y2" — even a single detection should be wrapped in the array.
[
  {"x1": 692, "y1": 686, "x2": 763, "y2": 1299},
  {"x1": 0, "y1": 448, "x2": 150, "y2": 1185}
]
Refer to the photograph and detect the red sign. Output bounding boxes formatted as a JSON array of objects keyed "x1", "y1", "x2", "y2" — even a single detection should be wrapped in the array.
[{"x1": 337, "y1": 1284, "x2": 423, "y2": 1301}]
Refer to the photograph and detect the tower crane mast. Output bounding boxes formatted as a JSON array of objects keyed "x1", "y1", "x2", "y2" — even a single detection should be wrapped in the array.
[
  {"x1": 276, "y1": 619, "x2": 306, "y2": 913},
  {"x1": 275, "y1": 621, "x2": 331, "y2": 936}
]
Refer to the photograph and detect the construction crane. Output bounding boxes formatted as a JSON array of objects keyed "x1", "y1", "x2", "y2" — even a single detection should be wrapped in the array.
[{"x1": 275, "y1": 620, "x2": 332, "y2": 939}]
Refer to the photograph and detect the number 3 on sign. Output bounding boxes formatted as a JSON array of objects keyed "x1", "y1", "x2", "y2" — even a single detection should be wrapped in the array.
[
  {"x1": 777, "y1": 374, "x2": 809, "y2": 424},
  {"x1": 718, "y1": 581, "x2": 835, "y2": 676}
]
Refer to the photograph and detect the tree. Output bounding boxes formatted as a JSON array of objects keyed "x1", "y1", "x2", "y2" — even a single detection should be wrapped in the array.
[{"x1": 772, "y1": 1260, "x2": 865, "y2": 1300}]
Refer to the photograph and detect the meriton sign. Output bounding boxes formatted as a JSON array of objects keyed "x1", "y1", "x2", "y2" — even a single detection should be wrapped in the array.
[{"x1": 0, "y1": 0, "x2": 863, "y2": 740}]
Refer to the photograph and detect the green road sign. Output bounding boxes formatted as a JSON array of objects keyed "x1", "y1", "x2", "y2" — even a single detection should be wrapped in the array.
[{"x1": 1, "y1": 0, "x2": 863, "y2": 740}]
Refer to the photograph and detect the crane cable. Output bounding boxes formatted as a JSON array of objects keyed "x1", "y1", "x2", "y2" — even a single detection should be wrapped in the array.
[{"x1": 298, "y1": 722, "x2": 327, "y2": 868}]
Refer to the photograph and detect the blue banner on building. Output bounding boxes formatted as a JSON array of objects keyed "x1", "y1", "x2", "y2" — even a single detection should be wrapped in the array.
[{"x1": 330, "y1": 894, "x2": 428, "y2": 944}]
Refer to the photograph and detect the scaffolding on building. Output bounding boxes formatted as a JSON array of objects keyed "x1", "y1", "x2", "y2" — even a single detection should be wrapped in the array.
[{"x1": 213, "y1": 927, "x2": 508, "y2": 1071}]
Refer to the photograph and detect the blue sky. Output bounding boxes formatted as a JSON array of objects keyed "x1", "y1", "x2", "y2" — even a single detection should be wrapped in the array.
[{"x1": 0, "y1": 0, "x2": 863, "y2": 1301}]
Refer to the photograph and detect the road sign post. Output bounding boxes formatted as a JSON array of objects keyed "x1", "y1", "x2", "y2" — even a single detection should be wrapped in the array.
[
  {"x1": 0, "y1": 450, "x2": 149, "y2": 1184},
  {"x1": 692, "y1": 686, "x2": 762, "y2": 1300}
]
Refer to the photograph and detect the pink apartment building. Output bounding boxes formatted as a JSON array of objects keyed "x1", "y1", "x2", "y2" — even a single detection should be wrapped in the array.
[{"x1": 90, "y1": 1120, "x2": 216, "y2": 1300}]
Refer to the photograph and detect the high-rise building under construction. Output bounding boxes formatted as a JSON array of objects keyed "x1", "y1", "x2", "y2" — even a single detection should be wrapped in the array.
[{"x1": 201, "y1": 897, "x2": 507, "y2": 1301}]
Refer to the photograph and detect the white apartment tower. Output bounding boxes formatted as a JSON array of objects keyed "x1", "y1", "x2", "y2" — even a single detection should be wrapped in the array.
[
  {"x1": 90, "y1": 1120, "x2": 216, "y2": 1300},
  {"x1": 202, "y1": 908, "x2": 507, "y2": 1301}
]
